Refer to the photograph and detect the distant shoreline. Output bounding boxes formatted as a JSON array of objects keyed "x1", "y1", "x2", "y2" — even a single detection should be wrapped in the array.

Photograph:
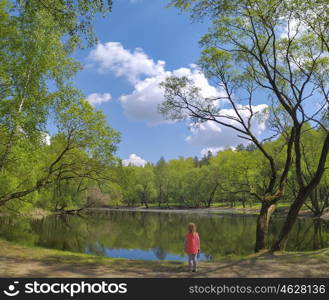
[
  {"x1": 1, "y1": 205, "x2": 324, "y2": 219},
  {"x1": 84, "y1": 206, "x2": 316, "y2": 218},
  {"x1": 85, "y1": 206, "x2": 260, "y2": 215}
]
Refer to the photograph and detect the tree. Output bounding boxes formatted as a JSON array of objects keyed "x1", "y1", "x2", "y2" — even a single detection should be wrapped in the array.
[
  {"x1": 134, "y1": 164, "x2": 156, "y2": 208},
  {"x1": 161, "y1": 0, "x2": 329, "y2": 251},
  {"x1": 200, "y1": 150, "x2": 213, "y2": 166},
  {"x1": 0, "y1": 96, "x2": 120, "y2": 209},
  {"x1": 210, "y1": 149, "x2": 259, "y2": 207},
  {"x1": 236, "y1": 144, "x2": 245, "y2": 152},
  {"x1": 12, "y1": 0, "x2": 112, "y2": 49},
  {"x1": 154, "y1": 157, "x2": 169, "y2": 207},
  {"x1": 245, "y1": 143, "x2": 257, "y2": 152},
  {"x1": 117, "y1": 164, "x2": 139, "y2": 207},
  {"x1": 287, "y1": 127, "x2": 329, "y2": 216},
  {"x1": 166, "y1": 157, "x2": 195, "y2": 207},
  {"x1": 0, "y1": 1, "x2": 118, "y2": 211}
]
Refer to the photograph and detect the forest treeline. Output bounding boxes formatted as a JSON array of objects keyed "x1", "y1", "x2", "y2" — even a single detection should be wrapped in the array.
[
  {"x1": 101, "y1": 128, "x2": 328, "y2": 216},
  {"x1": 1, "y1": 125, "x2": 328, "y2": 218}
]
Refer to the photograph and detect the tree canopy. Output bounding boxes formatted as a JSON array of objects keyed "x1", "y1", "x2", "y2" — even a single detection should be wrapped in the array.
[
  {"x1": 0, "y1": 0, "x2": 119, "y2": 212},
  {"x1": 161, "y1": 0, "x2": 329, "y2": 251}
]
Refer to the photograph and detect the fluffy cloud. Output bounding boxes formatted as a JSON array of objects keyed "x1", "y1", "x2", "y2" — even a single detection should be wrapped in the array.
[
  {"x1": 186, "y1": 104, "x2": 268, "y2": 150},
  {"x1": 200, "y1": 147, "x2": 225, "y2": 157},
  {"x1": 122, "y1": 154, "x2": 147, "y2": 167},
  {"x1": 88, "y1": 42, "x2": 223, "y2": 125},
  {"x1": 88, "y1": 42, "x2": 165, "y2": 84},
  {"x1": 120, "y1": 66, "x2": 222, "y2": 125},
  {"x1": 86, "y1": 93, "x2": 112, "y2": 106},
  {"x1": 119, "y1": 75, "x2": 170, "y2": 125},
  {"x1": 42, "y1": 132, "x2": 51, "y2": 145},
  {"x1": 88, "y1": 42, "x2": 269, "y2": 149}
]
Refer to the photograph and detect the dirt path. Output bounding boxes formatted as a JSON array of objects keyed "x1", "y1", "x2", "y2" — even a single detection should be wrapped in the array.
[
  {"x1": 1, "y1": 240, "x2": 329, "y2": 278},
  {"x1": 2, "y1": 254, "x2": 329, "y2": 278}
]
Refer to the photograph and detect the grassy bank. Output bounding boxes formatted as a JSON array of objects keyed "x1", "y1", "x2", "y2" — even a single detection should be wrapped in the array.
[{"x1": 1, "y1": 239, "x2": 329, "y2": 278}]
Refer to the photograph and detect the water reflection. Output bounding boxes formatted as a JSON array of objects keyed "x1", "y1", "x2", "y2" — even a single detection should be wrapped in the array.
[{"x1": 0, "y1": 210, "x2": 328, "y2": 261}]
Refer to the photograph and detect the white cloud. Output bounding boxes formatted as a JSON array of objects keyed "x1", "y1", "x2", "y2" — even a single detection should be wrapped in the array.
[
  {"x1": 279, "y1": 17, "x2": 310, "y2": 40},
  {"x1": 200, "y1": 147, "x2": 224, "y2": 157},
  {"x1": 120, "y1": 66, "x2": 223, "y2": 125},
  {"x1": 186, "y1": 104, "x2": 268, "y2": 149},
  {"x1": 88, "y1": 42, "x2": 268, "y2": 149},
  {"x1": 88, "y1": 42, "x2": 165, "y2": 84},
  {"x1": 172, "y1": 66, "x2": 222, "y2": 100},
  {"x1": 119, "y1": 75, "x2": 171, "y2": 125},
  {"x1": 88, "y1": 42, "x2": 223, "y2": 125},
  {"x1": 86, "y1": 93, "x2": 112, "y2": 106},
  {"x1": 42, "y1": 132, "x2": 51, "y2": 145},
  {"x1": 122, "y1": 154, "x2": 147, "y2": 167}
]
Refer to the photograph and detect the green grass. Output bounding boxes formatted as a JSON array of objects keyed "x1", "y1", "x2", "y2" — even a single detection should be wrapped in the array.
[
  {"x1": 0, "y1": 238, "x2": 247, "y2": 263},
  {"x1": 2, "y1": 236, "x2": 328, "y2": 265},
  {"x1": 0, "y1": 238, "x2": 185, "y2": 272},
  {"x1": 2, "y1": 238, "x2": 329, "y2": 277}
]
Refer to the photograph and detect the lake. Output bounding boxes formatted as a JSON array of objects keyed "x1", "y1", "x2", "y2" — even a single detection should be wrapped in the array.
[{"x1": 0, "y1": 209, "x2": 328, "y2": 261}]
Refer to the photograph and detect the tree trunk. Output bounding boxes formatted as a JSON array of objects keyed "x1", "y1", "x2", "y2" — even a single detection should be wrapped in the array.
[
  {"x1": 272, "y1": 187, "x2": 312, "y2": 251},
  {"x1": 0, "y1": 178, "x2": 51, "y2": 206},
  {"x1": 255, "y1": 201, "x2": 277, "y2": 252},
  {"x1": 142, "y1": 188, "x2": 149, "y2": 209},
  {"x1": 158, "y1": 185, "x2": 162, "y2": 207},
  {"x1": 271, "y1": 194, "x2": 305, "y2": 251},
  {"x1": 310, "y1": 189, "x2": 320, "y2": 216},
  {"x1": 207, "y1": 183, "x2": 219, "y2": 208},
  {"x1": 272, "y1": 132, "x2": 329, "y2": 251}
]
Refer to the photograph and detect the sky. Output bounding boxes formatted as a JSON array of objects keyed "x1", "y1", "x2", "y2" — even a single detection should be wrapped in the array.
[{"x1": 71, "y1": 0, "x2": 268, "y2": 166}]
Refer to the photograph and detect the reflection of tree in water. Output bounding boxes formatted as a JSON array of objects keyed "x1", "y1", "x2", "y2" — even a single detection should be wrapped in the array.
[
  {"x1": 270, "y1": 217, "x2": 329, "y2": 251},
  {"x1": 0, "y1": 217, "x2": 39, "y2": 246},
  {"x1": 290, "y1": 219, "x2": 314, "y2": 251},
  {"x1": 299, "y1": 218, "x2": 329, "y2": 251},
  {"x1": 312, "y1": 219, "x2": 328, "y2": 249},
  {"x1": 153, "y1": 247, "x2": 167, "y2": 260},
  {"x1": 86, "y1": 242, "x2": 108, "y2": 257},
  {"x1": 1, "y1": 211, "x2": 329, "y2": 260}
]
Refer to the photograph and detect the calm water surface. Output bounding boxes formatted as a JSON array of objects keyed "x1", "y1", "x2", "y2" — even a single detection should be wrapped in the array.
[{"x1": 0, "y1": 210, "x2": 328, "y2": 261}]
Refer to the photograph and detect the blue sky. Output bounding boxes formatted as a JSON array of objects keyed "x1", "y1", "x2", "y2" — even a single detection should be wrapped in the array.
[{"x1": 71, "y1": 0, "x2": 267, "y2": 166}]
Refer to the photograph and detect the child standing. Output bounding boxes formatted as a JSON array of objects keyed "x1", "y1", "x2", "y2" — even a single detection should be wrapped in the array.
[{"x1": 184, "y1": 223, "x2": 200, "y2": 272}]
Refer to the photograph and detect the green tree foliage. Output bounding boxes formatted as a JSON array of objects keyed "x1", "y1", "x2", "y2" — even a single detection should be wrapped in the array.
[
  {"x1": 154, "y1": 157, "x2": 169, "y2": 207},
  {"x1": 162, "y1": 0, "x2": 329, "y2": 251},
  {"x1": 107, "y1": 126, "x2": 327, "y2": 214},
  {"x1": 0, "y1": 0, "x2": 119, "y2": 212}
]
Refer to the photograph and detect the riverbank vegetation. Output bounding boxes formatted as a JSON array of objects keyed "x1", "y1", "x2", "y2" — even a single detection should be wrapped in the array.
[{"x1": 2, "y1": 131, "x2": 328, "y2": 218}]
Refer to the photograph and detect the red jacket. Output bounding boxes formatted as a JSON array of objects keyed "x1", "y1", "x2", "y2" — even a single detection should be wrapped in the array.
[{"x1": 185, "y1": 232, "x2": 200, "y2": 254}]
